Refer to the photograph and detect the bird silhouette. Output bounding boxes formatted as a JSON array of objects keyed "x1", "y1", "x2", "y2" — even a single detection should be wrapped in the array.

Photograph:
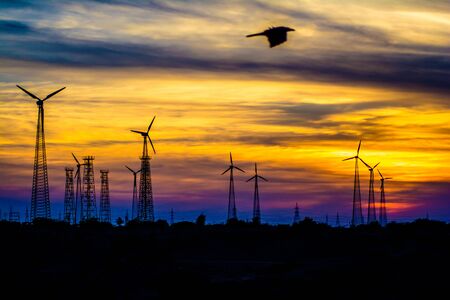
[{"x1": 246, "y1": 26, "x2": 295, "y2": 48}]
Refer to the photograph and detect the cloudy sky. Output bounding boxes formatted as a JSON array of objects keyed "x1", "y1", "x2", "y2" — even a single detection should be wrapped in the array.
[{"x1": 0, "y1": 0, "x2": 449, "y2": 224}]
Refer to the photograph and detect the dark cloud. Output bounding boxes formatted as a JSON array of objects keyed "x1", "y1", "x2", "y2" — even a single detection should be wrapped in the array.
[
  {"x1": 259, "y1": 100, "x2": 417, "y2": 121},
  {"x1": 1, "y1": 3, "x2": 450, "y2": 95},
  {"x1": 0, "y1": 0, "x2": 34, "y2": 9},
  {"x1": 0, "y1": 20, "x2": 33, "y2": 35}
]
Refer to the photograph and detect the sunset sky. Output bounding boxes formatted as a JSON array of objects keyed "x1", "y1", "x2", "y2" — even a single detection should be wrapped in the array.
[{"x1": 0, "y1": 0, "x2": 449, "y2": 224}]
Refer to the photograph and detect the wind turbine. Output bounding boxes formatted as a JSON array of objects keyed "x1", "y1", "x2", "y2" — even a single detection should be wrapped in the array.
[
  {"x1": 17, "y1": 85, "x2": 65, "y2": 220},
  {"x1": 221, "y1": 152, "x2": 245, "y2": 222},
  {"x1": 359, "y1": 159, "x2": 380, "y2": 224},
  {"x1": 130, "y1": 116, "x2": 156, "y2": 221},
  {"x1": 246, "y1": 163, "x2": 268, "y2": 224},
  {"x1": 125, "y1": 165, "x2": 141, "y2": 220},
  {"x1": 130, "y1": 116, "x2": 156, "y2": 157},
  {"x1": 72, "y1": 153, "x2": 85, "y2": 224},
  {"x1": 342, "y1": 140, "x2": 364, "y2": 226},
  {"x1": 378, "y1": 169, "x2": 392, "y2": 226}
]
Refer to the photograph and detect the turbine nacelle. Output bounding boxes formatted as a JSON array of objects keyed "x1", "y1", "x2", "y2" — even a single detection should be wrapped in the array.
[
  {"x1": 247, "y1": 163, "x2": 268, "y2": 182},
  {"x1": 125, "y1": 165, "x2": 141, "y2": 175},
  {"x1": 72, "y1": 152, "x2": 86, "y2": 178},
  {"x1": 130, "y1": 116, "x2": 156, "y2": 154},
  {"x1": 342, "y1": 140, "x2": 363, "y2": 162},
  {"x1": 359, "y1": 158, "x2": 380, "y2": 171},
  {"x1": 221, "y1": 152, "x2": 245, "y2": 175},
  {"x1": 378, "y1": 169, "x2": 392, "y2": 181},
  {"x1": 17, "y1": 85, "x2": 66, "y2": 106}
]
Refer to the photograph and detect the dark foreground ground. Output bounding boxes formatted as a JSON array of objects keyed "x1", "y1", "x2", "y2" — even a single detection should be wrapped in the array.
[{"x1": 1, "y1": 218, "x2": 449, "y2": 299}]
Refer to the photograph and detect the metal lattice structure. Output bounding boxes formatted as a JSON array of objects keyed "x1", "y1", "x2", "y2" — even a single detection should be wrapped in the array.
[
  {"x1": 99, "y1": 170, "x2": 111, "y2": 223},
  {"x1": 17, "y1": 85, "x2": 65, "y2": 220},
  {"x1": 25, "y1": 207, "x2": 30, "y2": 223},
  {"x1": 9, "y1": 207, "x2": 20, "y2": 223},
  {"x1": 247, "y1": 163, "x2": 268, "y2": 224},
  {"x1": 125, "y1": 166, "x2": 141, "y2": 220},
  {"x1": 336, "y1": 212, "x2": 341, "y2": 227},
  {"x1": 81, "y1": 156, "x2": 97, "y2": 221},
  {"x1": 63, "y1": 167, "x2": 75, "y2": 223},
  {"x1": 378, "y1": 170, "x2": 391, "y2": 226},
  {"x1": 293, "y1": 203, "x2": 300, "y2": 224},
  {"x1": 222, "y1": 153, "x2": 245, "y2": 222},
  {"x1": 343, "y1": 140, "x2": 364, "y2": 226},
  {"x1": 138, "y1": 156, "x2": 154, "y2": 221},
  {"x1": 31, "y1": 103, "x2": 50, "y2": 219},
  {"x1": 131, "y1": 117, "x2": 156, "y2": 222}
]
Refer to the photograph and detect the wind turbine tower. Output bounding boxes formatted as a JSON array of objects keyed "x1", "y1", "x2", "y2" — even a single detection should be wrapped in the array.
[
  {"x1": 125, "y1": 166, "x2": 141, "y2": 220},
  {"x1": 343, "y1": 140, "x2": 364, "y2": 226},
  {"x1": 17, "y1": 85, "x2": 65, "y2": 220},
  {"x1": 378, "y1": 169, "x2": 391, "y2": 226},
  {"x1": 246, "y1": 163, "x2": 268, "y2": 224},
  {"x1": 63, "y1": 167, "x2": 75, "y2": 223},
  {"x1": 359, "y1": 159, "x2": 380, "y2": 224},
  {"x1": 221, "y1": 152, "x2": 245, "y2": 222},
  {"x1": 81, "y1": 156, "x2": 97, "y2": 221},
  {"x1": 72, "y1": 153, "x2": 85, "y2": 224},
  {"x1": 99, "y1": 170, "x2": 111, "y2": 223},
  {"x1": 131, "y1": 116, "x2": 156, "y2": 222}
]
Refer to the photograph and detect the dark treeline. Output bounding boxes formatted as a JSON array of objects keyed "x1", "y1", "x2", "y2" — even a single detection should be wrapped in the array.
[{"x1": 1, "y1": 218, "x2": 449, "y2": 299}]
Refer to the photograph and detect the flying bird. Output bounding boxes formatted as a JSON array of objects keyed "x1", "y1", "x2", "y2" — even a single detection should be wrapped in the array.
[{"x1": 246, "y1": 26, "x2": 295, "y2": 48}]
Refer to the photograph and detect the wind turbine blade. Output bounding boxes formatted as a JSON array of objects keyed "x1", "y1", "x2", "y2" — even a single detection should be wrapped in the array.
[
  {"x1": 148, "y1": 136, "x2": 156, "y2": 154},
  {"x1": 373, "y1": 162, "x2": 380, "y2": 169},
  {"x1": 43, "y1": 87, "x2": 66, "y2": 101},
  {"x1": 377, "y1": 169, "x2": 383, "y2": 178},
  {"x1": 221, "y1": 167, "x2": 231, "y2": 175},
  {"x1": 342, "y1": 156, "x2": 355, "y2": 161},
  {"x1": 72, "y1": 153, "x2": 80, "y2": 165},
  {"x1": 385, "y1": 177, "x2": 393, "y2": 180},
  {"x1": 229, "y1": 152, "x2": 233, "y2": 165},
  {"x1": 258, "y1": 175, "x2": 268, "y2": 182},
  {"x1": 125, "y1": 165, "x2": 134, "y2": 173},
  {"x1": 147, "y1": 115, "x2": 156, "y2": 133},
  {"x1": 254, "y1": 163, "x2": 257, "y2": 174},
  {"x1": 235, "y1": 166, "x2": 245, "y2": 173},
  {"x1": 357, "y1": 140, "x2": 362, "y2": 155},
  {"x1": 130, "y1": 130, "x2": 146, "y2": 134},
  {"x1": 17, "y1": 85, "x2": 40, "y2": 100},
  {"x1": 358, "y1": 157, "x2": 371, "y2": 169},
  {"x1": 246, "y1": 175, "x2": 256, "y2": 182},
  {"x1": 136, "y1": 169, "x2": 142, "y2": 174}
]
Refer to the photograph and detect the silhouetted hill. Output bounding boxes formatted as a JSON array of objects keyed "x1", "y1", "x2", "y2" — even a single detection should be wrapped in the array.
[{"x1": 1, "y1": 219, "x2": 449, "y2": 299}]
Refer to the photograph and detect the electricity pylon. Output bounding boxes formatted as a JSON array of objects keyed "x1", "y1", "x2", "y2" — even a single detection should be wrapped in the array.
[
  {"x1": 99, "y1": 170, "x2": 111, "y2": 223},
  {"x1": 63, "y1": 167, "x2": 75, "y2": 223},
  {"x1": 81, "y1": 156, "x2": 97, "y2": 221}
]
